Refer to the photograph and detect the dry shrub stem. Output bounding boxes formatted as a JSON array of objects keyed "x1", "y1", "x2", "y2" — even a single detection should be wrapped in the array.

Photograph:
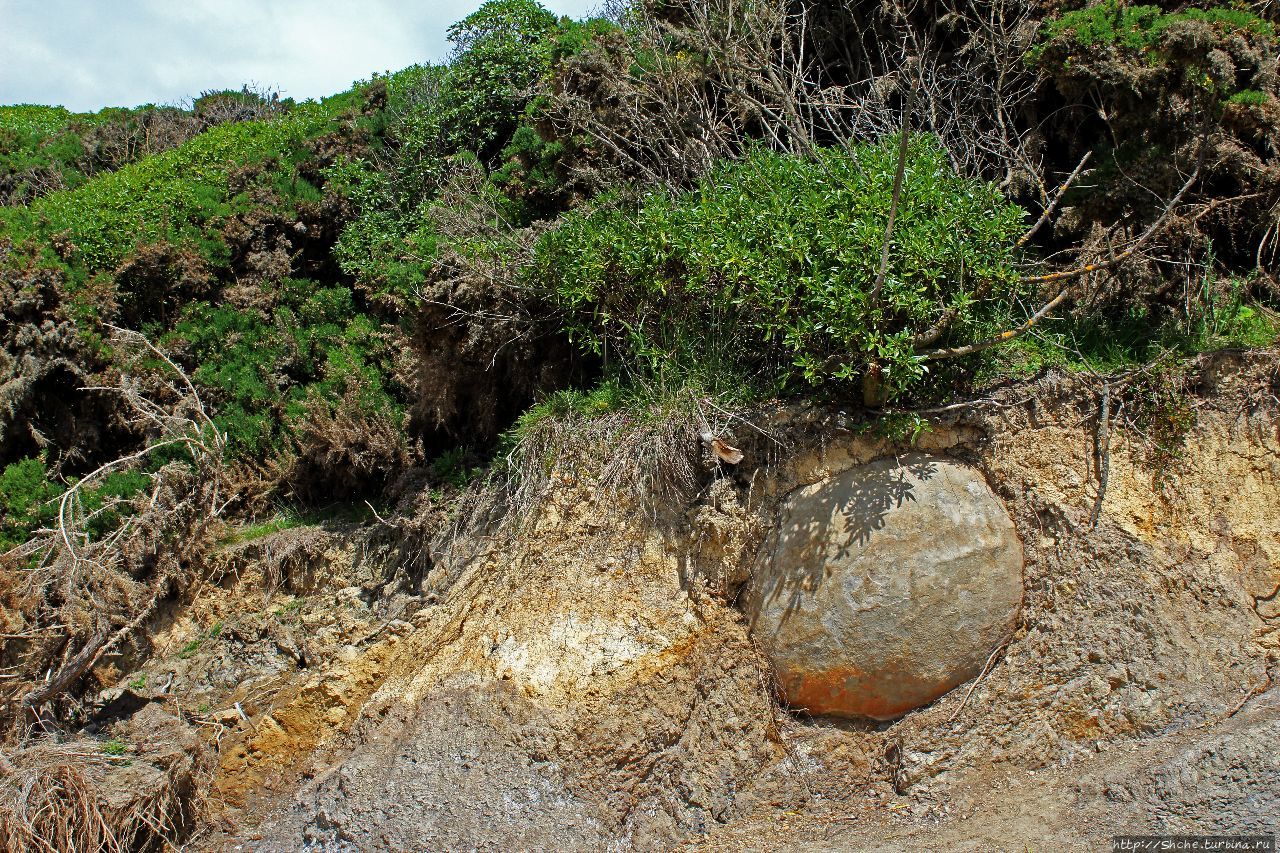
[
  {"x1": 920, "y1": 145, "x2": 1207, "y2": 362},
  {"x1": 2, "y1": 327, "x2": 227, "y2": 730}
]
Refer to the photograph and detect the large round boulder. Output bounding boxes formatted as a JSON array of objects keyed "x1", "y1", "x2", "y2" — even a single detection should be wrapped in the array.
[{"x1": 747, "y1": 453, "x2": 1023, "y2": 720}]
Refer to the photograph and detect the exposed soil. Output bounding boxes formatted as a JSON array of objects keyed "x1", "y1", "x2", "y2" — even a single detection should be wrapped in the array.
[{"x1": 73, "y1": 351, "x2": 1279, "y2": 850}]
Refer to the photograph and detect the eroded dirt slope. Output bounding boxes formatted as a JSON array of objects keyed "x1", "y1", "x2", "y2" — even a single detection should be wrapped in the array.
[{"x1": 89, "y1": 353, "x2": 1278, "y2": 851}]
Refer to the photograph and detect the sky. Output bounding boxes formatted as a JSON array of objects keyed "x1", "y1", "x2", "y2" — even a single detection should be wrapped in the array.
[{"x1": 0, "y1": 0, "x2": 600, "y2": 112}]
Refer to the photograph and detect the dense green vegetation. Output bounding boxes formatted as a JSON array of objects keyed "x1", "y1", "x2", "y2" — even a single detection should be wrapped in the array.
[
  {"x1": 1030, "y1": 0, "x2": 1276, "y2": 109},
  {"x1": 0, "y1": 105, "x2": 109, "y2": 201},
  {"x1": 0, "y1": 4, "x2": 1276, "y2": 792},
  {"x1": 0, "y1": 84, "x2": 394, "y2": 533},
  {"x1": 2, "y1": 98, "x2": 343, "y2": 276},
  {"x1": 0, "y1": 89, "x2": 290, "y2": 207},
  {"x1": 1036, "y1": 0, "x2": 1272, "y2": 58},
  {"x1": 0, "y1": 457, "x2": 150, "y2": 551},
  {"x1": 165, "y1": 277, "x2": 405, "y2": 457},
  {"x1": 5, "y1": 9, "x2": 1278, "y2": 834},
  {"x1": 525, "y1": 138, "x2": 1025, "y2": 394},
  {"x1": 331, "y1": 1, "x2": 607, "y2": 300}
]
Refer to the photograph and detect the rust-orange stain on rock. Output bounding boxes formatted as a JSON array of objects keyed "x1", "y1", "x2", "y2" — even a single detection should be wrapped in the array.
[{"x1": 779, "y1": 664, "x2": 968, "y2": 721}]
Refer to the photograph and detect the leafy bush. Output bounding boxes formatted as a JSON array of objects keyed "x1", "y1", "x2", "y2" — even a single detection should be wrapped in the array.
[
  {"x1": 525, "y1": 136, "x2": 1025, "y2": 397},
  {"x1": 0, "y1": 105, "x2": 92, "y2": 139},
  {"x1": 327, "y1": 154, "x2": 439, "y2": 304},
  {"x1": 0, "y1": 106, "x2": 97, "y2": 203},
  {"x1": 436, "y1": 0, "x2": 561, "y2": 161}
]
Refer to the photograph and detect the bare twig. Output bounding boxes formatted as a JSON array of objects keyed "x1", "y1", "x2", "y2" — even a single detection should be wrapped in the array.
[
  {"x1": 1089, "y1": 383, "x2": 1112, "y2": 529},
  {"x1": 869, "y1": 86, "x2": 915, "y2": 309},
  {"x1": 1017, "y1": 151, "x2": 1093, "y2": 248}
]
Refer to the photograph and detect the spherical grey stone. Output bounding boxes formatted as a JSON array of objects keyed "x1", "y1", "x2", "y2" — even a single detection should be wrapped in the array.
[{"x1": 747, "y1": 453, "x2": 1024, "y2": 720}]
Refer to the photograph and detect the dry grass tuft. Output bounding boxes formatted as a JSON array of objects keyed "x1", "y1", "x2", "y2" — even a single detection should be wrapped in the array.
[
  {"x1": 0, "y1": 730, "x2": 203, "y2": 853},
  {"x1": 444, "y1": 382, "x2": 784, "y2": 557}
]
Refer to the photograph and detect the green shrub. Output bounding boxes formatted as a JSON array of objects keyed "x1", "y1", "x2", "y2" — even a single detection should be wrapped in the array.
[
  {"x1": 0, "y1": 105, "x2": 88, "y2": 138},
  {"x1": 166, "y1": 278, "x2": 406, "y2": 459},
  {"x1": 0, "y1": 458, "x2": 61, "y2": 550},
  {"x1": 0, "y1": 105, "x2": 96, "y2": 202},
  {"x1": 436, "y1": 0, "x2": 560, "y2": 160},
  {"x1": 327, "y1": 156, "x2": 439, "y2": 305},
  {"x1": 0, "y1": 457, "x2": 152, "y2": 551},
  {"x1": 80, "y1": 469, "x2": 151, "y2": 538},
  {"x1": 524, "y1": 136, "x2": 1025, "y2": 398},
  {"x1": 1227, "y1": 89, "x2": 1270, "y2": 107},
  {"x1": 1, "y1": 101, "x2": 268, "y2": 205},
  {"x1": 332, "y1": 3, "x2": 610, "y2": 295},
  {"x1": 1032, "y1": 1, "x2": 1274, "y2": 62},
  {"x1": 1, "y1": 99, "x2": 343, "y2": 275}
]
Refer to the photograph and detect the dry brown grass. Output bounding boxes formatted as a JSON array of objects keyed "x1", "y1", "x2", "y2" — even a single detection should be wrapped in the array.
[
  {"x1": 286, "y1": 386, "x2": 414, "y2": 503},
  {"x1": 443, "y1": 383, "x2": 787, "y2": 560},
  {"x1": 0, "y1": 731, "x2": 203, "y2": 853}
]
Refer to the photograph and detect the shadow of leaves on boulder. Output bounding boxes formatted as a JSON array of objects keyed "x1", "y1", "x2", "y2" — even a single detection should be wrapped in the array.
[{"x1": 766, "y1": 455, "x2": 938, "y2": 625}]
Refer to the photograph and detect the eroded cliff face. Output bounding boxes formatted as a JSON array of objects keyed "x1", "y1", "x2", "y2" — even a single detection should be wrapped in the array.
[{"x1": 88, "y1": 353, "x2": 1278, "y2": 851}]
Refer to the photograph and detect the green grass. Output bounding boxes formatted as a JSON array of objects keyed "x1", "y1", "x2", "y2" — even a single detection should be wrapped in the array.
[
  {"x1": 177, "y1": 621, "x2": 223, "y2": 660},
  {"x1": 220, "y1": 513, "x2": 308, "y2": 546},
  {"x1": 220, "y1": 501, "x2": 382, "y2": 547},
  {"x1": 100, "y1": 736, "x2": 129, "y2": 757},
  {"x1": 975, "y1": 283, "x2": 1278, "y2": 385}
]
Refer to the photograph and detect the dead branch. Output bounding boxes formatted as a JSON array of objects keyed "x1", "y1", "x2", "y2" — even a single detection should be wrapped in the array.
[
  {"x1": 19, "y1": 587, "x2": 166, "y2": 721},
  {"x1": 546, "y1": 0, "x2": 1043, "y2": 190},
  {"x1": 3, "y1": 328, "x2": 227, "y2": 729},
  {"x1": 1017, "y1": 151, "x2": 1093, "y2": 248},
  {"x1": 870, "y1": 91, "x2": 915, "y2": 309},
  {"x1": 919, "y1": 152, "x2": 1204, "y2": 362}
]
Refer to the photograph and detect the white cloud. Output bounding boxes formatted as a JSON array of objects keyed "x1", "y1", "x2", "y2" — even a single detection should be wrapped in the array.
[{"x1": 0, "y1": 0, "x2": 601, "y2": 111}]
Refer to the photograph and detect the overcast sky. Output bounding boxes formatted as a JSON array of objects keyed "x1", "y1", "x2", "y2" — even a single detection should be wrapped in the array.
[{"x1": 0, "y1": 0, "x2": 600, "y2": 112}]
